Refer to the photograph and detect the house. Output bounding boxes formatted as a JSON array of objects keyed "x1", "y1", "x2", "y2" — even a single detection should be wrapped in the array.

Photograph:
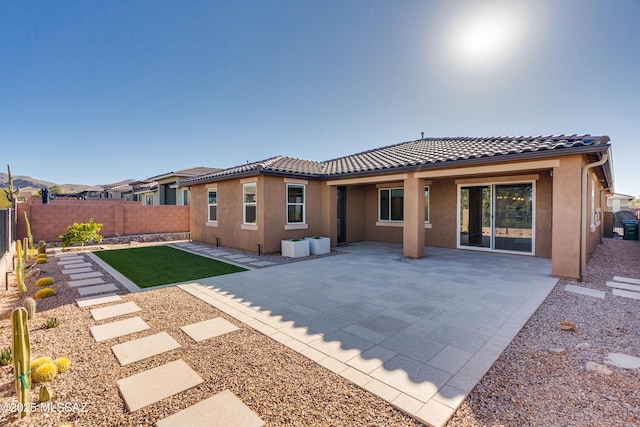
[
  {"x1": 180, "y1": 134, "x2": 613, "y2": 280},
  {"x1": 144, "y1": 167, "x2": 220, "y2": 206},
  {"x1": 606, "y1": 193, "x2": 635, "y2": 213},
  {"x1": 102, "y1": 180, "x2": 136, "y2": 200}
]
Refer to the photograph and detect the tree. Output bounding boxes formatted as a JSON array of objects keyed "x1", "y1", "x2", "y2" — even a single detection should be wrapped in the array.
[{"x1": 57, "y1": 218, "x2": 103, "y2": 248}]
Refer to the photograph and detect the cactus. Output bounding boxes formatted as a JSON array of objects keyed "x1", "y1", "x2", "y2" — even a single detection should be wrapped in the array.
[
  {"x1": 37, "y1": 253, "x2": 48, "y2": 260},
  {"x1": 34, "y1": 288, "x2": 56, "y2": 299},
  {"x1": 32, "y1": 362, "x2": 57, "y2": 383},
  {"x1": 44, "y1": 318, "x2": 59, "y2": 329},
  {"x1": 35, "y1": 277, "x2": 54, "y2": 287},
  {"x1": 23, "y1": 237, "x2": 29, "y2": 263},
  {"x1": 11, "y1": 307, "x2": 31, "y2": 418},
  {"x1": 15, "y1": 240, "x2": 26, "y2": 294},
  {"x1": 39, "y1": 385, "x2": 52, "y2": 402},
  {"x1": 37, "y1": 241, "x2": 47, "y2": 254},
  {"x1": 0, "y1": 347, "x2": 12, "y2": 366},
  {"x1": 4, "y1": 164, "x2": 19, "y2": 202},
  {"x1": 23, "y1": 298, "x2": 36, "y2": 320},
  {"x1": 23, "y1": 212, "x2": 35, "y2": 258},
  {"x1": 31, "y1": 356, "x2": 53, "y2": 371},
  {"x1": 54, "y1": 357, "x2": 70, "y2": 373},
  {"x1": 36, "y1": 258, "x2": 48, "y2": 264}
]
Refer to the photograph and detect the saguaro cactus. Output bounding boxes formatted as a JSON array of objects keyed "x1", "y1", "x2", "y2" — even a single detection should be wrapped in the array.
[
  {"x1": 11, "y1": 307, "x2": 31, "y2": 418},
  {"x1": 4, "y1": 164, "x2": 19, "y2": 202},
  {"x1": 15, "y1": 240, "x2": 26, "y2": 294}
]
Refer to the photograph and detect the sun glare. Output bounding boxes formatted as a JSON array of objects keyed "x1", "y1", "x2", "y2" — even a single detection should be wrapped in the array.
[{"x1": 443, "y1": 1, "x2": 529, "y2": 72}]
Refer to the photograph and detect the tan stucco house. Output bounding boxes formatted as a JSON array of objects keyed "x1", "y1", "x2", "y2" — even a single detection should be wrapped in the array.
[{"x1": 180, "y1": 134, "x2": 614, "y2": 280}]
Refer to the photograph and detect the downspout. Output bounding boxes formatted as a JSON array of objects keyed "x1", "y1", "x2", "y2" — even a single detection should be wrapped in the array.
[{"x1": 580, "y1": 152, "x2": 608, "y2": 278}]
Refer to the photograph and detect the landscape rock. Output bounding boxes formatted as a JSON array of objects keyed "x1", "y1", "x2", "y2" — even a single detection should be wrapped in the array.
[{"x1": 586, "y1": 361, "x2": 614, "y2": 376}]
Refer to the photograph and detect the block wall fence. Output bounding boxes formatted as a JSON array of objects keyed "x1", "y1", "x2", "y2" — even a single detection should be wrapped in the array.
[{"x1": 16, "y1": 198, "x2": 189, "y2": 243}]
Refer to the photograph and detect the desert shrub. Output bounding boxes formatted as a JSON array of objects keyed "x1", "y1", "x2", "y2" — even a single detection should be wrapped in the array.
[{"x1": 57, "y1": 218, "x2": 103, "y2": 248}]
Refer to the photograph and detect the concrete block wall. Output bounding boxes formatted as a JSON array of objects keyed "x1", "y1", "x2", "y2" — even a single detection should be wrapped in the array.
[{"x1": 16, "y1": 198, "x2": 189, "y2": 243}]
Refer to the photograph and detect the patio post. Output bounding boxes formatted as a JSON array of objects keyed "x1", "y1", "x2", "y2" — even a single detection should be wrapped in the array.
[{"x1": 403, "y1": 173, "x2": 425, "y2": 258}]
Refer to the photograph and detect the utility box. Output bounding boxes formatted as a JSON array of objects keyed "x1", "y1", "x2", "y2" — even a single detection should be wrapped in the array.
[{"x1": 623, "y1": 220, "x2": 638, "y2": 240}]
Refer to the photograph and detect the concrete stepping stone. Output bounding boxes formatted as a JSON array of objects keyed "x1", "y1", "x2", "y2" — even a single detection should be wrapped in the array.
[
  {"x1": 91, "y1": 301, "x2": 141, "y2": 321},
  {"x1": 156, "y1": 389, "x2": 265, "y2": 427},
  {"x1": 70, "y1": 271, "x2": 104, "y2": 280},
  {"x1": 612, "y1": 289, "x2": 640, "y2": 301},
  {"x1": 77, "y1": 283, "x2": 119, "y2": 296},
  {"x1": 61, "y1": 267, "x2": 93, "y2": 275},
  {"x1": 181, "y1": 317, "x2": 239, "y2": 342},
  {"x1": 613, "y1": 276, "x2": 640, "y2": 285},
  {"x1": 212, "y1": 251, "x2": 231, "y2": 256},
  {"x1": 111, "y1": 332, "x2": 181, "y2": 365},
  {"x1": 249, "y1": 261, "x2": 276, "y2": 267},
  {"x1": 60, "y1": 261, "x2": 92, "y2": 269},
  {"x1": 90, "y1": 316, "x2": 150, "y2": 342},
  {"x1": 564, "y1": 284, "x2": 605, "y2": 299},
  {"x1": 231, "y1": 257, "x2": 256, "y2": 263},
  {"x1": 224, "y1": 254, "x2": 249, "y2": 260},
  {"x1": 606, "y1": 281, "x2": 640, "y2": 292},
  {"x1": 76, "y1": 294, "x2": 122, "y2": 308},
  {"x1": 117, "y1": 359, "x2": 204, "y2": 412},
  {"x1": 57, "y1": 258, "x2": 86, "y2": 265},
  {"x1": 68, "y1": 277, "x2": 106, "y2": 287},
  {"x1": 605, "y1": 352, "x2": 640, "y2": 369}
]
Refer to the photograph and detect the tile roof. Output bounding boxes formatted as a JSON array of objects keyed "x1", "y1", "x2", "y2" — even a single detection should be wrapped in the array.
[
  {"x1": 180, "y1": 134, "x2": 610, "y2": 184},
  {"x1": 322, "y1": 134, "x2": 610, "y2": 175}
]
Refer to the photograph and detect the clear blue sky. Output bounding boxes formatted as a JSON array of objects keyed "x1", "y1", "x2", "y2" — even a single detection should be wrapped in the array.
[{"x1": 1, "y1": 0, "x2": 638, "y2": 196}]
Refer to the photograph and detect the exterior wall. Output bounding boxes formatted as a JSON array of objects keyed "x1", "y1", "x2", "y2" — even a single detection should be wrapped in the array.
[
  {"x1": 425, "y1": 178, "x2": 457, "y2": 249},
  {"x1": 189, "y1": 175, "x2": 323, "y2": 254},
  {"x1": 16, "y1": 198, "x2": 189, "y2": 242},
  {"x1": 586, "y1": 168, "x2": 604, "y2": 262}
]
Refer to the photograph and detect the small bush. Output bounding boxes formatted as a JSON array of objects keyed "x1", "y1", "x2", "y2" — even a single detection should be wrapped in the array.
[
  {"x1": 54, "y1": 357, "x2": 70, "y2": 373},
  {"x1": 57, "y1": 218, "x2": 103, "y2": 248},
  {"x1": 44, "y1": 318, "x2": 59, "y2": 329},
  {"x1": 31, "y1": 357, "x2": 54, "y2": 371},
  {"x1": 0, "y1": 348, "x2": 12, "y2": 366},
  {"x1": 35, "y1": 288, "x2": 56, "y2": 299},
  {"x1": 32, "y1": 362, "x2": 57, "y2": 383},
  {"x1": 35, "y1": 277, "x2": 54, "y2": 287}
]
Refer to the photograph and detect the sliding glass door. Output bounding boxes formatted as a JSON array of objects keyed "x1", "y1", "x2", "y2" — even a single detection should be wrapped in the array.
[{"x1": 459, "y1": 182, "x2": 534, "y2": 254}]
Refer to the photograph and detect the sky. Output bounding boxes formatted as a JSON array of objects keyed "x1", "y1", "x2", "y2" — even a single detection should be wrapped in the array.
[{"x1": 1, "y1": 0, "x2": 639, "y2": 196}]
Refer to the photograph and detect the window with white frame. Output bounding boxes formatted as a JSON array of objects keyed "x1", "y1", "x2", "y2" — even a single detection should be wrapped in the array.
[
  {"x1": 243, "y1": 183, "x2": 257, "y2": 224},
  {"x1": 379, "y1": 188, "x2": 404, "y2": 221},
  {"x1": 145, "y1": 194, "x2": 153, "y2": 205},
  {"x1": 183, "y1": 189, "x2": 190, "y2": 206},
  {"x1": 207, "y1": 188, "x2": 217, "y2": 222},
  {"x1": 286, "y1": 184, "x2": 305, "y2": 224},
  {"x1": 590, "y1": 178, "x2": 596, "y2": 229},
  {"x1": 424, "y1": 186, "x2": 430, "y2": 223}
]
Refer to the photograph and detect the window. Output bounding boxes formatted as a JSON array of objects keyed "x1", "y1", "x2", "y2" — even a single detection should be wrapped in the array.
[
  {"x1": 207, "y1": 188, "x2": 217, "y2": 222},
  {"x1": 424, "y1": 186, "x2": 430, "y2": 223},
  {"x1": 145, "y1": 194, "x2": 153, "y2": 205},
  {"x1": 287, "y1": 184, "x2": 305, "y2": 224},
  {"x1": 379, "y1": 188, "x2": 404, "y2": 221},
  {"x1": 243, "y1": 183, "x2": 257, "y2": 224},
  {"x1": 183, "y1": 189, "x2": 190, "y2": 206}
]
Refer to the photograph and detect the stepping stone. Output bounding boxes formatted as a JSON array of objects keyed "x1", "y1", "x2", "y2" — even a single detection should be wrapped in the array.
[
  {"x1": 68, "y1": 277, "x2": 105, "y2": 287},
  {"x1": 91, "y1": 301, "x2": 141, "y2": 321},
  {"x1": 612, "y1": 289, "x2": 640, "y2": 301},
  {"x1": 181, "y1": 318, "x2": 239, "y2": 342},
  {"x1": 77, "y1": 294, "x2": 122, "y2": 308},
  {"x1": 230, "y1": 257, "x2": 256, "y2": 263},
  {"x1": 77, "y1": 283, "x2": 119, "y2": 296},
  {"x1": 57, "y1": 257, "x2": 85, "y2": 264},
  {"x1": 613, "y1": 276, "x2": 640, "y2": 285},
  {"x1": 605, "y1": 353, "x2": 640, "y2": 369},
  {"x1": 90, "y1": 316, "x2": 150, "y2": 342},
  {"x1": 57, "y1": 254, "x2": 84, "y2": 260},
  {"x1": 606, "y1": 281, "x2": 640, "y2": 292},
  {"x1": 60, "y1": 261, "x2": 92, "y2": 269},
  {"x1": 156, "y1": 389, "x2": 265, "y2": 427},
  {"x1": 564, "y1": 284, "x2": 605, "y2": 299},
  {"x1": 70, "y1": 271, "x2": 103, "y2": 280},
  {"x1": 224, "y1": 254, "x2": 248, "y2": 260},
  {"x1": 117, "y1": 359, "x2": 204, "y2": 412},
  {"x1": 249, "y1": 261, "x2": 276, "y2": 267},
  {"x1": 61, "y1": 267, "x2": 93, "y2": 275},
  {"x1": 111, "y1": 332, "x2": 181, "y2": 365},
  {"x1": 212, "y1": 251, "x2": 231, "y2": 256}
]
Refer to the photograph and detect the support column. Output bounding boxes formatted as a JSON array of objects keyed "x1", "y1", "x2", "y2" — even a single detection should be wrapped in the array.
[{"x1": 403, "y1": 173, "x2": 425, "y2": 258}]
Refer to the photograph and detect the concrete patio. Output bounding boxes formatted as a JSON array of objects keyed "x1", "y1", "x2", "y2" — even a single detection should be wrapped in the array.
[{"x1": 179, "y1": 241, "x2": 556, "y2": 427}]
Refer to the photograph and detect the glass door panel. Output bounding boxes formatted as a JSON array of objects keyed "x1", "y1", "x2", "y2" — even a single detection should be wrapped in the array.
[
  {"x1": 494, "y1": 184, "x2": 533, "y2": 253},
  {"x1": 459, "y1": 185, "x2": 491, "y2": 248}
]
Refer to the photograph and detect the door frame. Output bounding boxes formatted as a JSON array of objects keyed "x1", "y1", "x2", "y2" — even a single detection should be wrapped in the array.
[
  {"x1": 337, "y1": 186, "x2": 347, "y2": 244},
  {"x1": 456, "y1": 179, "x2": 536, "y2": 255}
]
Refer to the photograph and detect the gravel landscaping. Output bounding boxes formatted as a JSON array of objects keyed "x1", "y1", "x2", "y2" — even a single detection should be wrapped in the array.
[{"x1": 1, "y1": 238, "x2": 639, "y2": 426}]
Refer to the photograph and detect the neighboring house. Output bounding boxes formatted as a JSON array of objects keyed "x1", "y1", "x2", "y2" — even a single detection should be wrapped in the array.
[
  {"x1": 131, "y1": 179, "x2": 158, "y2": 205},
  {"x1": 147, "y1": 167, "x2": 220, "y2": 206},
  {"x1": 181, "y1": 134, "x2": 614, "y2": 280},
  {"x1": 606, "y1": 193, "x2": 634, "y2": 213},
  {"x1": 103, "y1": 180, "x2": 136, "y2": 200}
]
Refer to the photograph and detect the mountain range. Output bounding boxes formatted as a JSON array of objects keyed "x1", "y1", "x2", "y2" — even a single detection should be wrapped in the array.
[{"x1": 0, "y1": 173, "x2": 102, "y2": 194}]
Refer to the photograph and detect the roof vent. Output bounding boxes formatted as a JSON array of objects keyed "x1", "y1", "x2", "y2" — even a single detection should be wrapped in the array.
[{"x1": 421, "y1": 132, "x2": 424, "y2": 139}]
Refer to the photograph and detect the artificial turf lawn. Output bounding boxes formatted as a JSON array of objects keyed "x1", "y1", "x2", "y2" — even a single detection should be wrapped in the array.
[{"x1": 94, "y1": 245, "x2": 247, "y2": 288}]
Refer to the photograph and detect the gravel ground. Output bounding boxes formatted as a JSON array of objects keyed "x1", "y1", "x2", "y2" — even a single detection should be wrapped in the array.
[{"x1": 1, "y1": 238, "x2": 639, "y2": 426}]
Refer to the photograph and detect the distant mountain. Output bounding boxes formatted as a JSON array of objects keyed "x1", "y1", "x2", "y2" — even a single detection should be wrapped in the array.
[{"x1": 0, "y1": 173, "x2": 102, "y2": 194}]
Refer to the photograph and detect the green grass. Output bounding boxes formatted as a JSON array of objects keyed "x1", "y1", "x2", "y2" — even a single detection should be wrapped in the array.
[{"x1": 94, "y1": 245, "x2": 246, "y2": 288}]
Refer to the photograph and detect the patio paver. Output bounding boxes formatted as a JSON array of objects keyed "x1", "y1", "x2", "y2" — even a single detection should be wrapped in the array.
[
  {"x1": 111, "y1": 332, "x2": 181, "y2": 365},
  {"x1": 613, "y1": 276, "x2": 640, "y2": 285},
  {"x1": 564, "y1": 284, "x2": 606, "y2": 299},
  {"x1": 69, "y1": 271, "x2": 104, "y2": 280},
  {"x1": 61, "y1": 267, "x2": 93, "y2": 275},
  {"x1": 68, "y1": 277, "x2": 105, "y2": 287},
  {"x1": 180, "y1": 317, "x2": 239, "y2": 342},
  {"x1": 612, "y1": 289, "x2": 640, "y2": 300},
  {"x1": 90, "y1": 301, "x2": 141, "y2": 321},
  {"x1": 606, "y1": 281, "x2": 640, "y2": 292},
  {"x1": 77, "y1": 283, "x2": 119, "y2": 296},
  {"x1": 117, "y1": 359, "x2": 204, "y2": 412},
  {"x1": 90, "y1": 316, "x2": 150, "y2": 342},
  {"x1": 76, "y1": 294, "x2": 122, "y2": 308},
  {"x1": 156, "y1": 389, "x2": 265, "y2": 427}
]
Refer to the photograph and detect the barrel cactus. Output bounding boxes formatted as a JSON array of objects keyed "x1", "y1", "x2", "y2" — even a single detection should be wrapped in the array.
[
  {"x1": 35, "y1": 277, "x2": 54, "y2": 287},
  {"x1": 34, "y1": 288, "x2": 56, "y2": 299},
  {"x1": 32, "y1": 362, "x2": 57, "y2": 383},
  {"x1": 54, "y1": 357, "x2": 70, "y2": 374},
  {"x1": 39, "y1": 385, "x2": 52, "y2": 402}
]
